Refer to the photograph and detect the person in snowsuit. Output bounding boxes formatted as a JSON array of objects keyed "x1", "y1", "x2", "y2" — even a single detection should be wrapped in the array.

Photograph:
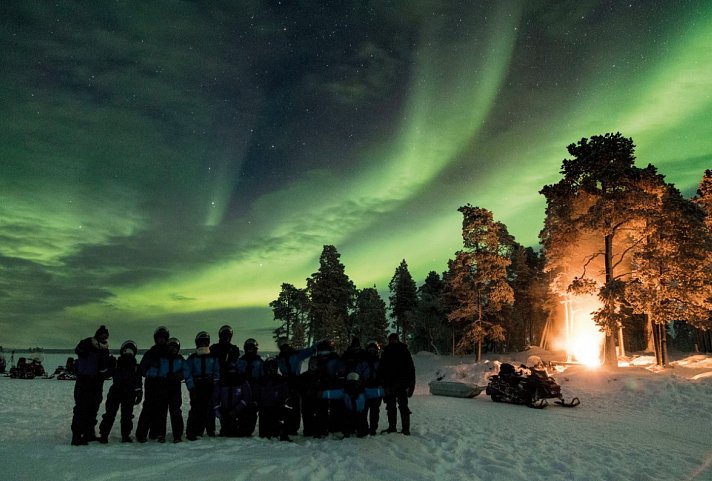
[
  {"x1": 136, "y1": 326, "x2": 169, "y2": 442},
  {"x1": 298, "y1": 356, "x2": 327, "y2": 438},
  {"x1": 98, "y1": 340, "x2": 143, "y2": 443},
  {"x1": 214, "y1": 363, "x2": 255, "y2": 437},
  {"x1": 275, "y1": 337, "x2": 317, "y2": 435},
  {"x1": 379, "y1": 332, "x2": 415, "y2": 435},
  {"x1": 358, "y1": 340, "x2": 385, "y2": 435},
  {"x1": 210, "y1": 324, "x2": 241, "y2": 436},
  {"x1": 254, "y1": 357, "x2": 291, "y2": 441},
  {"x1": 314, "y1": 340, "x2": 346, "y2": 435},
  {"x1": 71, "y1": 325, "x2": 114, "y2": 445},
  {"x1": 341, "y1": 371, "x2": 368, "y2": 438},
  {"x1": 342, "y1": 337, "x2": 365, "y2": 373},
  {"x1": 235, "y1": 338, "x2": 264, "y2": 436},
  {"x1": 210, "y1": 325, "x2": 241, "y2": 382},
  {"x1": 161, "y1": 337, "x2": 190, "y2": 442},
  {"x1": 185, "y1": 331, "x2": 220, "y2": 441}
]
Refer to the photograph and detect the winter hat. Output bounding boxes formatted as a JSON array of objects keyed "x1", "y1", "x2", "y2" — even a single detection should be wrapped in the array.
[
  {"x1": 153, "y1": 326, "x2": 170, "y2": 342},
  {"x1": 121, "y1": 340, "x2": 138, "y2": 356},
  {"x1": 263, "y1": 357, "x2": 278, "y2": 374},
  {"x1": 95, "y1": 325, "x2": 109, "y2": 339},
  {"x1": 195, "y1": 331, "x2": 210, "y2": 347},
  {"x1": 167, "y1": 337, "x2": 181, "y2": 351},
  {"x1": 218, "y1": 324, "x2": 233, "y2": 341}
]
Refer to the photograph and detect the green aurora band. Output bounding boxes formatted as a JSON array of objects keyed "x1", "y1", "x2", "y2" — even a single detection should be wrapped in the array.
[{"x1": 0, "y1": 1, "x2": 710, "y2": 348}]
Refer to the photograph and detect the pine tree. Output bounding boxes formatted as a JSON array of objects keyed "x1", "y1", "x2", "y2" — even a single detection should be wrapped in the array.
[
  {"x1": 627, "y1": 184, "x2": 711, "y2": 365},
  {"x1": 350, "y1": 287, "x2": 388, "y2": 346},
  {"x1": 306, "y1": 245, "x2": 356, "y2": 351},
  {"x1": 691, "y1": 170, "x2": 712, "y2": 352},
  {"x1": 388, "y1": 259, "x2": 418, "y2": 342},
  {"x1": 270, "y1": 283, "x2": 309, "y2": 346},
  {"x1": 508, "y1": 245, "x2": 550, "y2": 351},
  {"x1": 412, "y1": 271, "x2": 449, "y2": 354},
  {"x1": 540, "y1": 133, "x2": 662, "y2": 367},
  {"x1": 444, "y1": 205, "x2": 514, "y2": 361}
]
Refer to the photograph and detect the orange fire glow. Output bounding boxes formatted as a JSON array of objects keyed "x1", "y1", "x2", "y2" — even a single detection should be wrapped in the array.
[{"x1": 556, "y1": 294, "x2": 604, "y2": 367}]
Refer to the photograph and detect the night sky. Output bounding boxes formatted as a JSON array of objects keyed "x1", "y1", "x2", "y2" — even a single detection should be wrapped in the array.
[{"x1": 1, "y1": 1, "x2": 710, "y2": 350}]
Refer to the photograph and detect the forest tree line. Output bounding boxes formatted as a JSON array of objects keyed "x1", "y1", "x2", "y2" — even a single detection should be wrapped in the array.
[{"x1": 270, "y1": 133, "x2": 712, "y2": 366}]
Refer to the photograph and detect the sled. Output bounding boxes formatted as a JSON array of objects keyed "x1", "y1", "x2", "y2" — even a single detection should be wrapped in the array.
[{"x1": 428, "y1": 380, "x2": 483, "y2": 398}]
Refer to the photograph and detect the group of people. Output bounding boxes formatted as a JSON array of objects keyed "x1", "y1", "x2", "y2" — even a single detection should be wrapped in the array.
[{"x1": 70, "y1": 324, "x2": 416, "y2": 446}]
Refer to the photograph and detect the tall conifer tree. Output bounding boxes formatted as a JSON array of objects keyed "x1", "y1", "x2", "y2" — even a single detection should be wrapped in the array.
[
  {"x1": 306, "y1": 245, "x2": 355, "y2": 351},
  {"x1": 388, "y1": 259, "x2": 418, "y2": 342}
]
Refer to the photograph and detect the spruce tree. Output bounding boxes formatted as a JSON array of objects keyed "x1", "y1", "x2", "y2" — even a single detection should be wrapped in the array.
[
  {"x1": 388, "y1": 259, "x2": 418, "y2": 342},
  {"x1": 306, "y1": 245, "x2": 356, "y2": 351},
  {"x1": 413, "y1": 271, "x2": 449, "y2": 354},
  {"x1": 350, "y1": 287, "x2": 388, "y2": 346},
  {"x1": 508, "y1": 245, "x2": 550, "y2": 351}
]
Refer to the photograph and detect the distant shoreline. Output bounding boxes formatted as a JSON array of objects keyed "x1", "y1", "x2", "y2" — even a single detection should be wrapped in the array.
[{"x1": 1, "y1": 348, "x2": 149, "y2": 355}]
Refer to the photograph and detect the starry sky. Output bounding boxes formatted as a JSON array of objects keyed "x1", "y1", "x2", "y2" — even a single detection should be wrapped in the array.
[{"x1": 1, "y1": 1, "x2": 710, "y2": 350}]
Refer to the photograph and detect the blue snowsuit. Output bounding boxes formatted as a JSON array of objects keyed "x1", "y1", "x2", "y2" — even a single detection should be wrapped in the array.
[{"x1": 185, "y1": 350, "x2": 220, "y2": 439}]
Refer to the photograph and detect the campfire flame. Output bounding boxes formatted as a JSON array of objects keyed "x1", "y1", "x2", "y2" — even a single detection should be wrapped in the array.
[{"x1": 559, "y1": 294, "x2": 604, "y2": 367}]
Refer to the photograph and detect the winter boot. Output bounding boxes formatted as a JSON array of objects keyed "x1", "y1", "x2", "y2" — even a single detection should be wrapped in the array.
[
  {"x1": 383, "y1": 410, "x2": 397, "y2": 433},
  {"x1": 400, "y1": 413, "x2": 411, "y2": 436},
  {"x1": 121, "y1": 436, "x2": 133, "y2": 443},
  {"x1": 98, "y1": 435, "x2": 109, "y2": 444}
]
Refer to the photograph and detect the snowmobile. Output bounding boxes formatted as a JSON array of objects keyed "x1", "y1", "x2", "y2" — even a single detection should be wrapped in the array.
[
  {"x1": 485, "y1": 363, "x2": 580, "y2": 409},
  {"x1": 50, "y1": 357, "x2": 78, "y2": 380},
  {"x1": 9, "y1": 357, "x2": 48, "y2": 379}
]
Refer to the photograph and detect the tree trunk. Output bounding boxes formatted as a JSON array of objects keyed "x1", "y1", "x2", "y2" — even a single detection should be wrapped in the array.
[
  {"x1": 659, "y1": 322, "x2": 669, "y2": 366},
  {"x1": 652, "y1": 321, "x2": 662, "y2": 366},
  {"x1": 617, "y1": 324, "x2": 625, "y2": 357},
  {"x1": 602, "y1": 233, "x2": 618, "y2": 368},
  {"x1": 645, "y1": 315, "x2": 655, "y2": 353},
  {"x1": 540, "y1": 317, "x2": 551, "y2": 351},
  {"x1": 702, "y1": 330, "x2": 712, "y2": 353},
  {"x1": 476, "y1": 338, "x2": 482, "y2": 362}
]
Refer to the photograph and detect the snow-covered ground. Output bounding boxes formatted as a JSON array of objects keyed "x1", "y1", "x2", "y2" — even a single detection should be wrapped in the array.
[{"x1": 1, "y1": 349, "x2": 711, "y2": 481}]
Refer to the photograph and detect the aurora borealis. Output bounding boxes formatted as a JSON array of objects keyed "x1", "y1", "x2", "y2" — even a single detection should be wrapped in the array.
[{"x1": 1, "y1": 1, "x2": 711, "y2": 350}]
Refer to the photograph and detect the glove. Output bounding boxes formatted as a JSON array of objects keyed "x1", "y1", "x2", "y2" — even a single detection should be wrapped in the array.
[
  {"x1": 134, "y1": 390, "x2": 143, "y2": 405},
  {"x1": 407, "y1": 386, "x2": 414, "y2": 398}
]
